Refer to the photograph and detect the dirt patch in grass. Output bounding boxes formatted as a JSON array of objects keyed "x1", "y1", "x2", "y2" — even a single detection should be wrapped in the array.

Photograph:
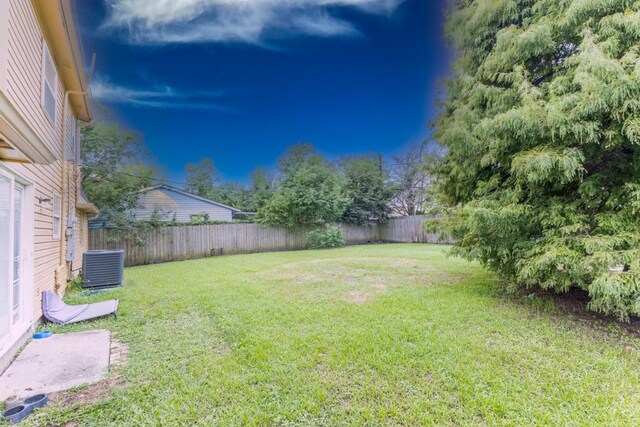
[
  {"x1": 340, "y1": 396, "x2": 351, "y2": 410},
  {"x1": 345, "y1": 290, "x2": 369, "y2": 304},
  {"x1": 273, "y1": 257, "x2": 425, "y2": 271},
  {"x1": 344, "y1": 278, "x2": 358, "y2": 286},
  {"x1": 258, "y1": 258, "x2": 446, "y2": 285},
  {"x1": 212, "y1": 340, "x2": 233, "y2": 356},
  {"x1": 258, "y1": 257, "x2": 463, "y2": 304},
  {"x1": 259, "y1": 261, "x2": 389, "y2": 285},
  {"x1": 53, "y1": 381, "x2": 114, "y2": 412},
  {"x1": 342, "y1": 283, "x2": 388, "y2": 304}
]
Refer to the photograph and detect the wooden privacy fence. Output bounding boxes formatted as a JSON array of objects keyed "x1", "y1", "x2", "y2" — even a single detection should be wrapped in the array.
[
  {"x1": 379, "y1": 215, "x2": 445, "y2": 243},
  {"x1": 89, "y1": 215, "x2": 446, "y2": 267}
]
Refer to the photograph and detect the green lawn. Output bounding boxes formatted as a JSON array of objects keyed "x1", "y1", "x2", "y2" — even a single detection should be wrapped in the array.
[{"x1": 22, "y1": 244, "x2": 640, "y2": 426}]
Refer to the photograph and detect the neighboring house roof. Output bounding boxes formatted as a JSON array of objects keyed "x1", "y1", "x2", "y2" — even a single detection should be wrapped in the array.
[{"x1": 134, "y1": 185, "x2": 241, "y2": 212}]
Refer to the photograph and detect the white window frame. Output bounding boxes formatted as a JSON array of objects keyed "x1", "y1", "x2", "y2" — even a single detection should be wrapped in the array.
[
  {"x1": 41, "y1": 40, "x2": 57, "y2": 124},
  {"x1": 52, "y1": 193, "x2": 61, "y2": 239}
]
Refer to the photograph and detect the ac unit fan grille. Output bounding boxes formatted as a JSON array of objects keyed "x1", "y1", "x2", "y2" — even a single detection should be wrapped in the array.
[{"x1": 82, "y1": 250, "x2": 125, "y2": 289}]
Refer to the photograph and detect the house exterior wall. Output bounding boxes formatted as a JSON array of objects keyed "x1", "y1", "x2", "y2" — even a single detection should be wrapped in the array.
[
  {"x1": 0, "y1": 0, "x2": 89, "y2": 327},
  {"x1": 135, "y1": 188, "x2": 235, "y2": 222},
  {"x1": 4, "y1": 0, "x2": 75, "y2": 158}
]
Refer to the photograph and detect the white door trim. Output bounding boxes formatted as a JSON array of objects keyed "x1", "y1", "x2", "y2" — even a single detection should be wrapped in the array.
[{"x1": 0, "y1": 164, "x2": 34, "y2": 356}]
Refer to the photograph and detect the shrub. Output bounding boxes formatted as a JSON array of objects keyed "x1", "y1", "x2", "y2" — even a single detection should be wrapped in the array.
[
  {"x1": 431, "y1": 0, "x2": 640, "y2": 320},
  {"x1": 306, "y1": 226, "x2": 345, "y2": 249},
  {"x1": 258, "y1": 153, "x2": 349, "y2": 228},
  {"x1": 67, "y1": 274, "x2": 84, "y2": 292},
  {"x1": 189, "y1": 212, "x2": 210, "y2": 225}
]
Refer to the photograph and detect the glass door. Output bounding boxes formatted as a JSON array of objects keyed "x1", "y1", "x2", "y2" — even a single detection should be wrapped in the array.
[
  {"x1": 0, "y1": 175, "x2": 10, "y2": 342},
  {"x1": 0, "y1": 173, "x2": 27, "y2": 349},
  {"x1": 12, "y1": 185, "x2": 23, "y2": 324}
]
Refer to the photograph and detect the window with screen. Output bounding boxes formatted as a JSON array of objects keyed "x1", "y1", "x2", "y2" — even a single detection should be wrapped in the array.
[
  {"x1": 53, "y1": 193, "x2": 61, "y2": 239},
  {"x1": 42, "y1": 41, "x2": 57, "y2": 123}
]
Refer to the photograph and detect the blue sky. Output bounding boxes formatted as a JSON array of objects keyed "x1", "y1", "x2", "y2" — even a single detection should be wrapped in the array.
[{"x1": 77, "y1": 0, "x2": 450, "y2": 184}]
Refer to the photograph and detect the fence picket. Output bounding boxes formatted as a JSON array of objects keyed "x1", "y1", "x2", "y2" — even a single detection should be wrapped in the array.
[{"x1": 89, "y1": 216, "x2": 448, "y2": 266}]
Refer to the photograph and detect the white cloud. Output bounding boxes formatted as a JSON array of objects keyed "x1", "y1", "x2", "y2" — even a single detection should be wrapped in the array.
[
  {"x1": 91, "y1": 77, "x2": 230, "y2": 110},
  {"x1": 101, "y1": 0, "x2": 404, "y2": 44}
]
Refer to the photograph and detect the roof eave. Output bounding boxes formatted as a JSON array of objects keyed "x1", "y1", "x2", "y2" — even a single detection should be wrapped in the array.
[
  {"x1": 77, "y1": 202, "x2": 99, "y2": 214},
  {"x1": 32, "y1": 0, "x2": 94, "y2": 122}
]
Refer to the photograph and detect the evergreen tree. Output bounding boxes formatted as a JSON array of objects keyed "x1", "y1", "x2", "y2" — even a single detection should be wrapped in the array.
[{"x1": 432, "y1": 0, "x2": 640, "y2": 319}]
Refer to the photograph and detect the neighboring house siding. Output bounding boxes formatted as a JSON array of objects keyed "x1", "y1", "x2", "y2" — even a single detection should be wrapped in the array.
[
  {"x1": 0, "y1": 0, "x2": 87, "y2": 323},
  {"x1": 136, "y1": 188, "x2": 235, "y2": 222}
]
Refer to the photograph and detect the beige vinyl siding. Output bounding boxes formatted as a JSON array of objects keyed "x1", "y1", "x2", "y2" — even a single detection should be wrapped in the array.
[
  {"x1": 135, "y1": 188, "x2": 235, "y2": 223},
  {"x1": 0, "y1": 1, "x2": 8, "y2": 89},
  {"x1": 8, "y1": 159, "x2": 84, "y2": 321},
  {"x1": 6, "y1": 0, "x2": 64, "y2": 158},
  {"x1": 0, "y1": 0, "x2": 86, "y2": 322}
]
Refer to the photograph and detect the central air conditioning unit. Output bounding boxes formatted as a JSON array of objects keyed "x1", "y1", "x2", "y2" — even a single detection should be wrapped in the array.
[{"x1": 82, "y1": 250, "x2": 125, "y2": 289}]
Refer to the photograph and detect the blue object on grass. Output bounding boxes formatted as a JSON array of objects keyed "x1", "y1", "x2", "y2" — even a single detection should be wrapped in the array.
[
  {"x1": 33, "y1": 330, "x2": 52, "y2": 339},
  {"x1": 23, "y1": 394, "x2": 49, "y2": 411},
  {"x1": 0, "y1": 394, "x2": 49, "y2": 424}
]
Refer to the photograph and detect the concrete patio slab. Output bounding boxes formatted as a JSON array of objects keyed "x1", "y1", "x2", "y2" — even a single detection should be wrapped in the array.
[{"x1": 0, "y1": 330, "x2": 111, "y2": 400}]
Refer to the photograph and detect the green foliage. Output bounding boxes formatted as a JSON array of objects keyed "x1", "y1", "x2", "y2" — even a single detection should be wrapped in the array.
[
  {"x1": 258, "y1": 149, "x2": 349, "y2": 227},
  {"x1": 306, "y1": 226, "x2": 346, "y2": 249},
  {"x1": 248, "y1": 167, "x2": 276, "y2": 211},
  {"x1": 66, "y1": 274, "x2": 84, "y2": 292},
  {"x1": 209, "y1": 182, "x2": 252, "y2": 211},
  {"x1": 189, "y1": 212, "x2": 210, "y2": 225},
  {"x1": 185, "y1": 158, "x2": 217, "y2": 197},
  {"x1": 340, "y1": 154, "x2": 394, "y2": 224},
  {"x1": 183, "y1": 161, "x2": 274, "y2": 212},
  {"x1": 277, "y1": 143, "x2": 317, "y2": 176},
  {"x1": 147, "y1": 207, "x2": 171, "y2": 227},
  {"x1": 431, "y1": 0, "x2": 640, "y2": 319},
  {"x1": 81, "y1": 108, "x2": 157, "y2": 230}
]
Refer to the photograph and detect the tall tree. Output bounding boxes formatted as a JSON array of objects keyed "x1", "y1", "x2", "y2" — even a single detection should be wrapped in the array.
[
  {"x1": 185, "y1": 158, "x2": 217, "y2": 198},
  {"x1": 277, "y1": 143, "x2": 316, "y2": 176},
  {"x1": 432, "y1": 0, "x2": 640, "y2": 319},
  {"x1": 248, "y1": 167, "x2": 276, "y2": 211},
  {"x1": 340, "y1": 154, "x2": 394, "y2": 224},
  {"x1": 81, "y1": 110, "x2": 156, "y2": 226},
  {"x1": 259, "y1": 149, "x2": 349, "y2": 227},
  {"x1": 389, "y1": 142, "x2": 431, "y2": 216},
  {"x1": 209, "y1": 182, "x2": 252, "y2": 211}
]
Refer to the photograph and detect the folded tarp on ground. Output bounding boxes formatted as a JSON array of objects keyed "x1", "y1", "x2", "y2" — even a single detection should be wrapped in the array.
[{"x1": 42, "y1": 291, "x2": 119, "y2": 325}]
